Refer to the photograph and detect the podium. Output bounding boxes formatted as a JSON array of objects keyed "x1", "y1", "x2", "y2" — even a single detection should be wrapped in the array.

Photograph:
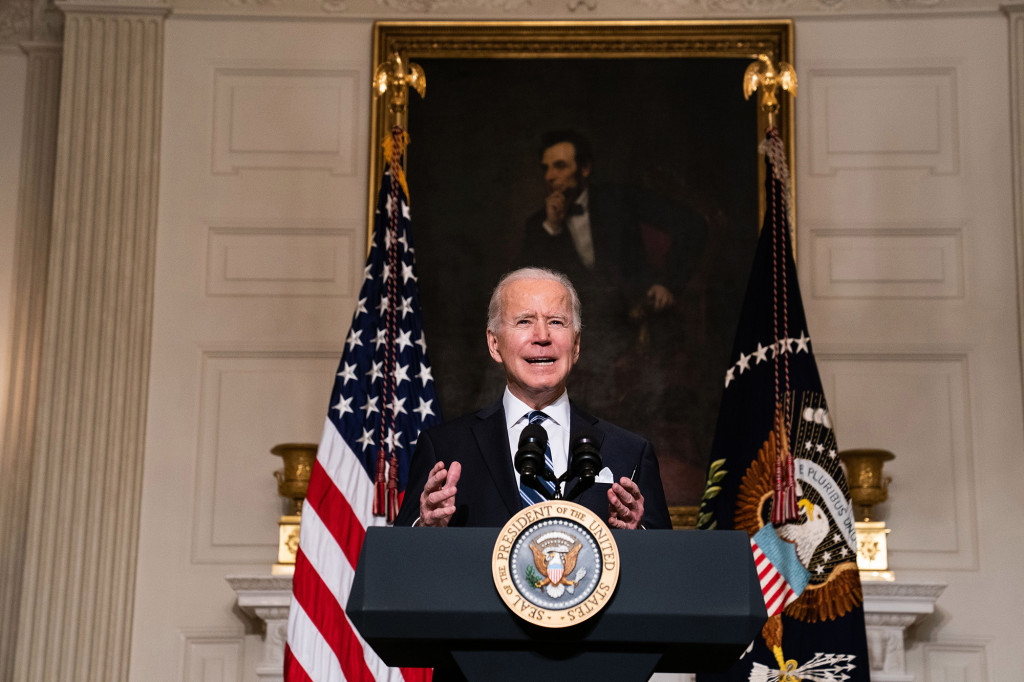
[{"x1": 347, "y1": 527, "x2": 766, "y2": 681}]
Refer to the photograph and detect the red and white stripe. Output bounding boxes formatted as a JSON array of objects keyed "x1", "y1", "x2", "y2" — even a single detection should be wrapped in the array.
[
  {"x1": 750, "y1": 537, "x2": 799, "y2": 617},
  {"x1": 284, "y1": 419, "x2": 430, "y2": 682}
]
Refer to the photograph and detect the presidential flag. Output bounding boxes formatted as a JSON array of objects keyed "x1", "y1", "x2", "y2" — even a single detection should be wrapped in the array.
[
  {"x1": 284, "y1": 129, "x2": 440, "y2": 682},
  {"x1": 697, "y1": 128, "x2": 870, "y2": 682}
]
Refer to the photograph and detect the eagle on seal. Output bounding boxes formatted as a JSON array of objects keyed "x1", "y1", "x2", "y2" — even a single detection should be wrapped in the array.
[{"x1": 529, "y1": 540, "x2": 584, "y2": 598}]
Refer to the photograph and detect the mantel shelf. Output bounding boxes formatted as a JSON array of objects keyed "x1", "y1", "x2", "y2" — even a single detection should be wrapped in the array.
[{"x1": 228, "y1": 574, "x2": 945, "y2": 682}]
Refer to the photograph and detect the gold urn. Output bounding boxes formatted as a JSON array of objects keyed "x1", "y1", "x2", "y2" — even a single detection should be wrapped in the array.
[
  {"x1": 271, "y1": 443, "x2": 317, "y2": 573},
  {"x1": 839, "y1": 448, "x2": 895, "y2": 580},
  {"x1": 272, "y1": 442, "x2": 317, "y2": 515}
]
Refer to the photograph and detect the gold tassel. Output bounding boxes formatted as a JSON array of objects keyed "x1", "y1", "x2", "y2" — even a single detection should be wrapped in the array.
[{"x1": 382, "y1": 130, "x2": 411, "y2": 201}]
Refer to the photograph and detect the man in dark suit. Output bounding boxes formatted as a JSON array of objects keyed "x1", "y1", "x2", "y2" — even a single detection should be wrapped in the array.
[
  {"x1": 512, "y1": 130, "x2": 708, "y2": 434},
  {"x1": 394, "y1": 267, "x2": 671, "y2": 530}
]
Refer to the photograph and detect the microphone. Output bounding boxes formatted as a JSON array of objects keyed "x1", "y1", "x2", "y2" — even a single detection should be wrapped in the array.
[
  {"x1": 563, "y1": 433, "x2": 602, "y2": 500},
  {"x1": 515, "y1": 423, "x2": 550, "y2": 497}
]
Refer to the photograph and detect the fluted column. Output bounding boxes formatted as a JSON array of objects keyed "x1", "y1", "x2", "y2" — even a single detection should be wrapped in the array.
[
  {"x1": 13, "y1": 3, "x2": 166, "y2": 680},
  {"x1": 0, "y1": 40, "x2": 62, "y2": 682}
]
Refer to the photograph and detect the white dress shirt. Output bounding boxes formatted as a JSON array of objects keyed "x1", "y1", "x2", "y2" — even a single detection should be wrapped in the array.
[{"x1": 502, "y1": 387, "x2": 570, "y2": 488}]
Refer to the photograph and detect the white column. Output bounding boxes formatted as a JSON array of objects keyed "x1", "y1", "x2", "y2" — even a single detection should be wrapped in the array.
[
  {"x1": 0, "y1": 38, "x2": 61, "y2": 682},
  {"x1": 12, "y1": 2, "x2": 166, "y2": 680}
]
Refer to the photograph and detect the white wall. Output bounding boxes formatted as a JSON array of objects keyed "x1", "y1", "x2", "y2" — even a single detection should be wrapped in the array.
[
  {"x1": 88, "y1": 8, "x2": 1024, "y2": 682},
  {"x1": 131, "y1": 17, "x2": 373, "y2": 681},
  {"x1": 798, "y1": 15, "x2": 1024, "y2": 679}
]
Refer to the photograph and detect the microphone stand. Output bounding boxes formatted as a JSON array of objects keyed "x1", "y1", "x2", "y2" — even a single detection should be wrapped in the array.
[{"x1": 519, "y1": 436, "x2": 603, "y2": 502}]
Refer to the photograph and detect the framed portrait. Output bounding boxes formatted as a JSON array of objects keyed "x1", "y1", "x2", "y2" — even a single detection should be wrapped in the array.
[{"x1": 370, "y1": 21, "x2": 794, "y2": 527}]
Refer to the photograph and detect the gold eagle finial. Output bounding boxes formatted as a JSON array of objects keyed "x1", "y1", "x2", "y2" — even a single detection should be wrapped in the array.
[
  {"x1": 743, "y1": 54, "x2": 797, "y2": 127},
  {"x1": 373, "y1": 51, "x2": 426, "y2": 129}
]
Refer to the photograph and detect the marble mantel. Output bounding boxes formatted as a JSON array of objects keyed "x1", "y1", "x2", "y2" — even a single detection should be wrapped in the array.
[
  {"x1": 228, "y1": 575, "x2": 945, "y2": 682},
  {"x1": 861, "y1": 580, "x2": 948, "y2": 682},
  {"x1": 227, "y1": 575, "x2": 293, "y2": 682}
]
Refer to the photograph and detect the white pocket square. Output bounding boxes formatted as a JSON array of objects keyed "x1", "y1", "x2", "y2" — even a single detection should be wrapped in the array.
[{"x1": 594, "y1": 467, "x2": 614, "y2": 484}]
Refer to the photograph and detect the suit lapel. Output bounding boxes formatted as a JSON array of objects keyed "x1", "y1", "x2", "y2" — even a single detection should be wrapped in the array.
[
  {"x1": 569, "y1": 403, "x2": 603, "y2": 448},
  {"x1": 564, "y1": 403, "x2": 603, "y2": 500},
  {"x1": 471, "y1": 402, "x2": 520, "y2": 518}
]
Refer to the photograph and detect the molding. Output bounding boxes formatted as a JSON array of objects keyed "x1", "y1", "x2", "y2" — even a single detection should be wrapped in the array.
[
  {"x1": 861, "y1": 581, "x2": 948, "y2": 600},
  {"x1": 815, "y1": 351, "x2": 980, "y2": 571},
  {"x1": 226, "y1": 574, "x2": 294, "y2": 592},
  {"x1": 808, "y1": 225, "x2": 966, "y2": 299},
  {"x1": 1006, "y1": 3, "x2": 1024, "y2": 437},
  {"x1": 1, "y1": 0, "x2": 62, "y2": 44},
  {"x1": 806, "y1": 66, "x2": 959, "y2": 176},
  {"x1": 210, "y1": 66, "x2": 360, "y2": 176},
  {"x1": 179, "y1": 629, "x2": 245, "y2": 682},
  {"x1": 165, "y1": 0, "x2": 1006, "y2": 18},
  {"x1": 191, "y1": 350, "x2": 338, "y2": 564},
  {"x1": 0, "y1": 0, "x2": 33, "y2": 44},
  {"x1": 57, "y1": 0, "x2": 171, "y2": 15},
  {"x1": 206, "y1": 226, "x2": 356, "y2": 298},
  {"x1": 226, "y1": 576, "x2": 294, "y2": 621},
  {"x1": 923, "y1": 639, "x2": 990, "y2": 682}
]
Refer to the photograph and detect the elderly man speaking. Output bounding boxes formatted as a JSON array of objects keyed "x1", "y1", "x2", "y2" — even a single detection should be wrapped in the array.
[{"x1": 394, "y1": 267, "x2": 671, "y2": 530}]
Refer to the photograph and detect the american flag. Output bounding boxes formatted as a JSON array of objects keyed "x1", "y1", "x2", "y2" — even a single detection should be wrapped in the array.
[{"x1": 284, "y1": 132, "x2": 440, "y2": 682}]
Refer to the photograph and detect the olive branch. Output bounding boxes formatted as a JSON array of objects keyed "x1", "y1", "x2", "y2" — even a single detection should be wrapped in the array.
[
  {"x1": 525, "y1": 564, "x2": 543, "y2": 588},
  {"x1": 697, "y1": 458, "x2": 728, "y2": 529}
]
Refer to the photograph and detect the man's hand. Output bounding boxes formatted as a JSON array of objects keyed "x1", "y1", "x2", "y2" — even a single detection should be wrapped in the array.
[
  {"x1": 607, "y1": 477, "x2": 645, "y2": 530},
  {"x1": 418, "y1": 460, "x2": 461, "y2": 527},
  {"x1": 545, "y1": 191, "x2": 567, "y2": 230},
  {"x1": 645, "y1": 284, "x2": 674, "y2": 312}
]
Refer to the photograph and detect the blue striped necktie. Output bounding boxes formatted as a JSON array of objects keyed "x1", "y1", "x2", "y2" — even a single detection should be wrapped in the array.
[{"x1": 519, "y1": 411, "x2": 556, "y2": 508}]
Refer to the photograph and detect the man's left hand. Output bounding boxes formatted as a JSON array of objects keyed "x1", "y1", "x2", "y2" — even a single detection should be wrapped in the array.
[{"x1": 607, "y1": 477, "x2": 645, "y2": 530}]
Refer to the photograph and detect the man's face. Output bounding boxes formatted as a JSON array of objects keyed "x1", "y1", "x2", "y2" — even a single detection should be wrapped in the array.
[
  {"x1": 541, "y1": 142, "x2": 590, "y2": 196},
  {"x1": 487, "y1": 278, "x2": 581, "y2": 409}
]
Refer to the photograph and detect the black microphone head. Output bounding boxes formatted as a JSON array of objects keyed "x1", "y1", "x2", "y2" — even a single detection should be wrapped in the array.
[
  {"x1": 570, "y1": 434, "x2": 602, "y2": 480},
  {"x1": 519, "y1": 422, "x2": 548, "y2": 454},
  {"x1": 516, "y1": 422, "x2": 549, "y2": 479}
]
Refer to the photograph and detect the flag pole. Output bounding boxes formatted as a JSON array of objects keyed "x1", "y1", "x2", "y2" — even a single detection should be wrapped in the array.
[
  {"x1": 284, "y1": 52, "x2": 439, "y2": 682},
  {"x1": 371, "y1": 52, "x2": 426, "y2": 522},
  {"x1": 744, "y1": 55, "x2": 801, "y2": 527},
  {"x1": 694, "y1": 56, "x2": 870, "y2": 682}
]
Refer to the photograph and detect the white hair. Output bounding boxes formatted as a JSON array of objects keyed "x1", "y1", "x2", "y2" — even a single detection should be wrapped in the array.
[{"x1": 486, "y1": 267, "x2": 582, "y2": 335}]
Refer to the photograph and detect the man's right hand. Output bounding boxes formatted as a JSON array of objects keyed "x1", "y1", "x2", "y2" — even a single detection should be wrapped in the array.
[
  {"x1": 545, "y1": 191, "x2": 567, "y2": 230},
  {"x1": 418, "y1": 460, "x2": 461, "y2": 527}
]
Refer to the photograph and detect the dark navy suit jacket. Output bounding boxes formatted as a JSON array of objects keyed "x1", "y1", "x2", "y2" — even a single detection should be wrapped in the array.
[{"x1": 394, "y1": 400, "x2": 672, "y2": 529}]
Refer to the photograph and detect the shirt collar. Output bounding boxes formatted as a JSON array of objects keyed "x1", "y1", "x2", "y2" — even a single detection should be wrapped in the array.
[
  {"x1": 575, "y1": 188, "x2": 589, "y2": 213},
  {"x1": 502, "y1": 388, "x2": 570, "y2": 429}
]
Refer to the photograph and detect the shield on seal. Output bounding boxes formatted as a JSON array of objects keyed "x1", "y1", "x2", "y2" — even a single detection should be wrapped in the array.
[{"x1": 547, "y1": 555, "x2": 564, "y2": 585}]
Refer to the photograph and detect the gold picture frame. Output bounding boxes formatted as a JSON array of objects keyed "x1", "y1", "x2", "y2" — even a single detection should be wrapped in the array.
[{"x1": 370, "y1": 20, "x2": 794, "y2": 528}]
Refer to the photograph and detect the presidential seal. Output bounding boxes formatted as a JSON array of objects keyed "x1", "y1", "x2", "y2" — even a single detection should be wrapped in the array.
[{"x1": 491, "y1": 500, "x2": 619, "y2": 628}]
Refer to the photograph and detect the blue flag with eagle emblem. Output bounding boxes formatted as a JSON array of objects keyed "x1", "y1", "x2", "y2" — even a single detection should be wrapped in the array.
[{"x1": 696, "y1": 128, "x2": 870, "y2": 682}]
